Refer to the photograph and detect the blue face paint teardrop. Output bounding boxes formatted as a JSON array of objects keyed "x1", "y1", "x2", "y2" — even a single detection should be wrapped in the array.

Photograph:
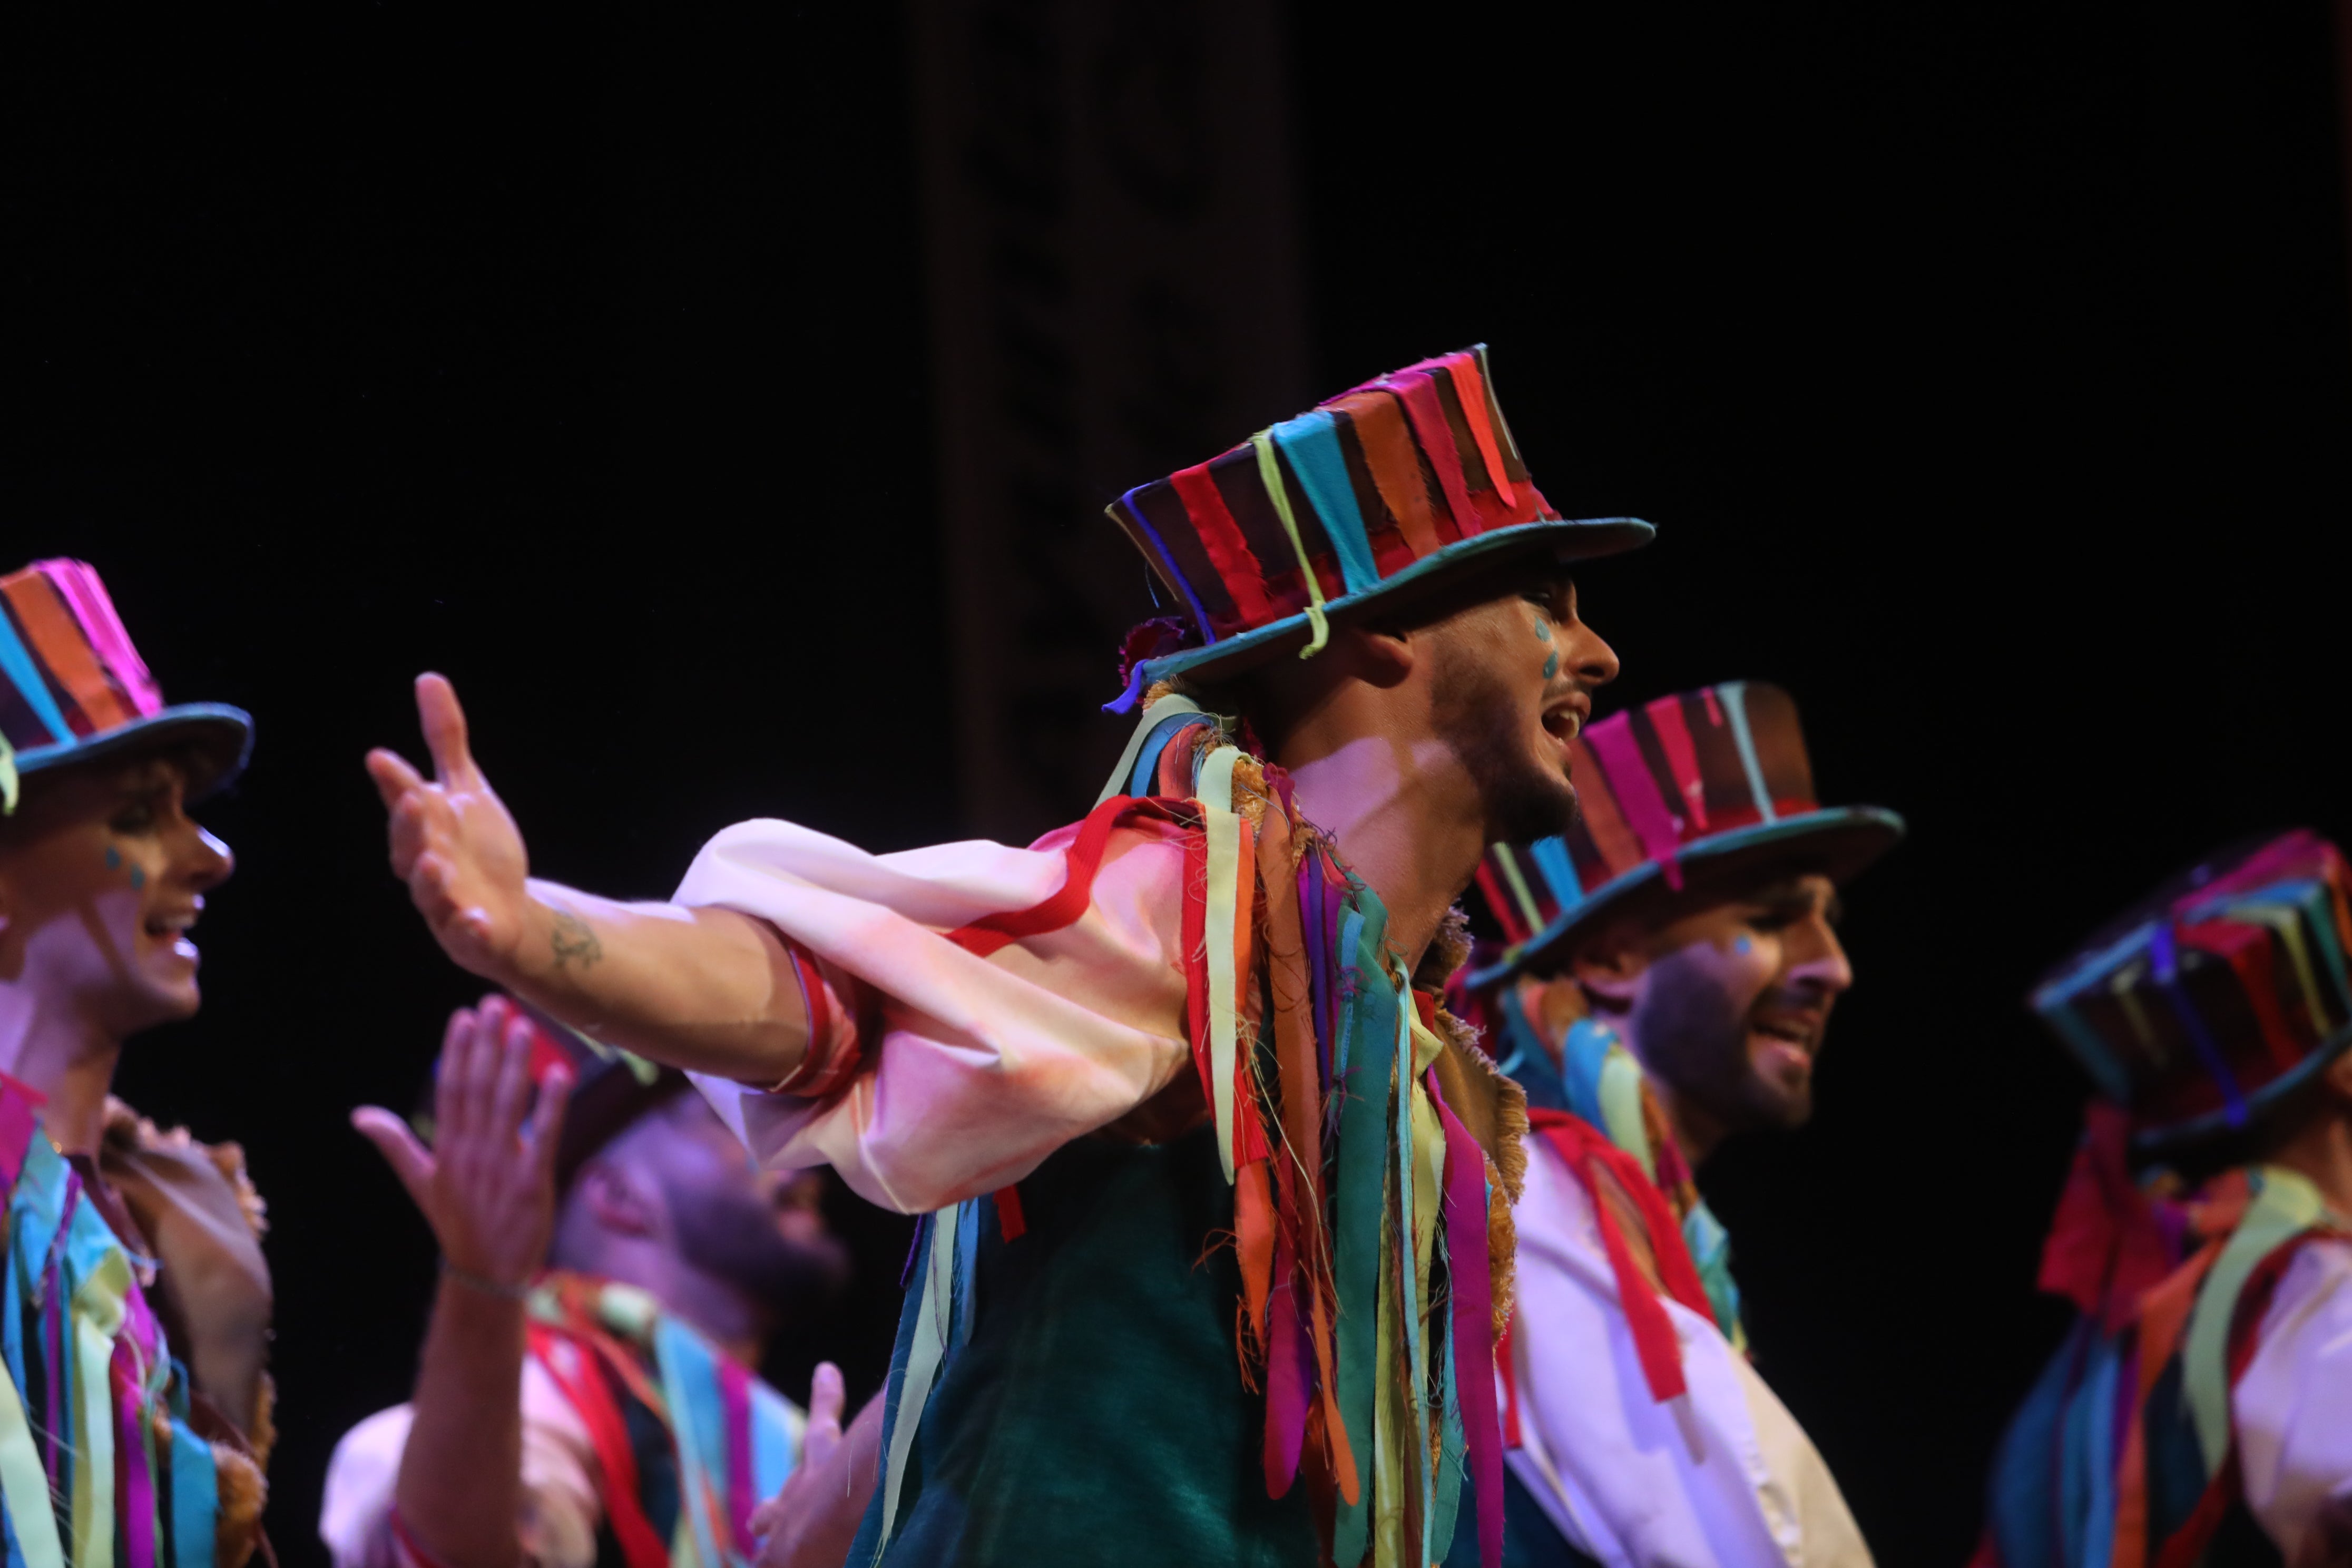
[
  {"x1": 1533, "y1": 619, "x2": 1552, "y2": 642},
  {"x1": 1542, "y1": 652, "x2": 1560, "y2": 680},
  {"x1": 130, "y1": 866, "x2": 146, "y2": 890},
  {"x1": 1734, "y1": 935, "x2": 1753, "y2": 955},
  {"x1": 105, "y1": 846, "x2": 121, "y2": 870}
]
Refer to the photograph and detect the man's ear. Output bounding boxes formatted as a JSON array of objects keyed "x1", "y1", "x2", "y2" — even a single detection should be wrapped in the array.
[
  {"x1": 1570, "y1": 929, "x2": 1648, "y2": 1013},
  {"x1": 575, "y1": 1159, "x2": 663, "y2": 1239},
  {"x1": 1347, "y1": 623, "x2": 1417, "y2": 690},
  {"x1": 2321, "y1": 1048, "x2": 2352, "y2": 1106}
]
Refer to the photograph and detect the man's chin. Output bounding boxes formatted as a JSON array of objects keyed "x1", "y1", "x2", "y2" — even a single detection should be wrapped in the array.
[{"x1": 1487, "y1": 767, "x2": 1582, "y2": 849}]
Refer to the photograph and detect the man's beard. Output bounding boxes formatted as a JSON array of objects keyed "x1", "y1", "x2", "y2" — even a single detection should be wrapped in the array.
[
  {"x1": 668, "y1": 1181, "x2": 852, "y2": 1325},
  {"x1": 1630, "y1": 952, "x2": 1815, "y2": 1136},
  {"x1": 1431, "y1": 636, "x2": 1580, "y2": 847}
]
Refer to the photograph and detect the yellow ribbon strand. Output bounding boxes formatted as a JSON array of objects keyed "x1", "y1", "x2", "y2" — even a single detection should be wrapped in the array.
[
  {"x1": 1251, "y1": 430, "x2": 1331, "y2": 658},
  {"x1": 72, "y1": 1250, "x2": 131, "y2": 1568},
  {"x1": 0, "y1": 1355, "x2": 65, "y2": 1568},
  {"x1": 1200, "y1": 744, "x2": 1245, "y2": 1182}
]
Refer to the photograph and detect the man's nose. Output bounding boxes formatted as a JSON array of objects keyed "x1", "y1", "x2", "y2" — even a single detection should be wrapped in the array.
[
  {"x1": 1787, "y1": 918, "x2": 1854, "y2": 997},
  {"x1": 1563, "y1": 616, "x2": 1621, "y2": 690},
  {"x1": 185, "y1": 827, "x2": 234, "y2": 890}
]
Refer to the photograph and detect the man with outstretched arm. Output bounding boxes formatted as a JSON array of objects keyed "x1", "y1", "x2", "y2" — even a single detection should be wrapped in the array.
[{"x1": 370, "y1": 348, "x2": 1654, "y2": 1567}]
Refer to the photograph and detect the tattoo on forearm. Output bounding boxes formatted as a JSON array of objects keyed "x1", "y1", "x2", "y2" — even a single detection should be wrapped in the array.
[{"x1": 550, "y1": 910, "x2": 604, "y2": 971}]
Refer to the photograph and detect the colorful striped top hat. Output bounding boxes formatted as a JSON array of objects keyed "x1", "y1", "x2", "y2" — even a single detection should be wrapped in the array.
[
  {"x1": 2030, "y1": 830, "x2": 2352, "y2": 1158},
  {"x1": 1467, "y1": 681, "x2": 1903, "y2": 989},
  {"x1": 0, "y1": 558, "x2": 251, "y2": 815},
  {"x1": 1106, "y1": 344, "x2": 1654, "y2": 707}
]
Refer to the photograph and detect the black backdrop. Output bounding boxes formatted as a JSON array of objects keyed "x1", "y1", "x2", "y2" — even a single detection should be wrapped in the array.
[{"x1": 9, "y1": 3, "x2": 2349, "y2": 1563}]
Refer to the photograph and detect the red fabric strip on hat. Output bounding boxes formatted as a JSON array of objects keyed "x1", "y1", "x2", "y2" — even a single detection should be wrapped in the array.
[
  {"x1": 1568, "y1": 742, "x2": 1644, "y2": 880},
  {"x1": 1443, "y1": 355, "x2": 1516, "y2": 509},
  {"x1": 1325, "y1": 390, "x2": 1443, "y2": 559},
  {"x1": 39, "y1": 561, "x2": 162, "y2": 717},
  {"x1": 1171, "y1": 462, "x2": 1279, "y2": 628},
  {"x1": 1643, "y1": 695, "x2": 1709, "y2": 834},
  {"x1": 0, "y1": 575, "x2": 128, "y2": 736},
  {"x1": 1586, "y1": 720, "x2": 1688, "y2": 890},
  {"x1": 1387, "y1": 371, "x2": 1477, "y2": 542},
  {"x1": 2177, "y1": 920, "x2": 2304, "y2": 1072}
]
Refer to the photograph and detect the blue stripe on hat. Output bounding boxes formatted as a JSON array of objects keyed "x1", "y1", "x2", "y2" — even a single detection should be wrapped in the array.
[
  {"x1": 2150, "y1": 923, "x2": 2249, "y2": 1126},
  {"x1": 0, "y1": 608, "x2": 72, "y2": 749},
  {"x1": 1719, "y1": 681, "x2": 1777, "y2": 825},
  {"x1": 1528, "y1": 836, "x2": 1584, "y2": 904},
  {"x1": 1272, "y1": 411, "x2": 1380, "y2": 595}
]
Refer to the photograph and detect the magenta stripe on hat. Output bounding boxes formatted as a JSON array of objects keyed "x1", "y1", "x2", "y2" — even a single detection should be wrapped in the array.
[
  {"x1": 40, "y1": 559, "x2": 162, "y2": 716},
  {"x1": 1643, "y1": 695, "x2": 1709, "y2": 834},
  {"x1": 1586, "y1": 720, "x2": 1688, "y2": 890}
]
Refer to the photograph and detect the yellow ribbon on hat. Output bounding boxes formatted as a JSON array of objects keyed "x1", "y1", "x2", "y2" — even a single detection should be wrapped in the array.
[{"x1": 1252, "y1": 430, "x2": 1331, "y2": 658}]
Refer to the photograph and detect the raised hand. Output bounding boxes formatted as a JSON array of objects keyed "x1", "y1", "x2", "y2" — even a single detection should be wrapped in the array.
[
  {"x1": 751, "y1": 1368, "x2": 884, "y2": 1568},
  {"x1": 354, "y1": 995, "x2": 572, "y2": 1291},
  {"x1": 368, "y1": 673, "x2": 537, "y2": 984}
]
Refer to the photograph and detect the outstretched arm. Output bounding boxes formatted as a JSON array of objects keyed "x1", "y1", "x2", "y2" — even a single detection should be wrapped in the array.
[
  {"x1": 352, "y1": 997, "x2": 572, "y2": 1568},
  {"x1": 368, "y1": 674, "x2": 810, "y2": 1084}
]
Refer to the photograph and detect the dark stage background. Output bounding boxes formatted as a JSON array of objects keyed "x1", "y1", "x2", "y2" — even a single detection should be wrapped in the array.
[{"x1": 10, "y1": 3, "x2": 2351, "y2": 1563}]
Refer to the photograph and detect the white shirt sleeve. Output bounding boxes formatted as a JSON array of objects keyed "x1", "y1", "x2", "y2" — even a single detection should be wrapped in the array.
[
  {"x1": 1506, "y1": 1138, "x2": 1874, "y2": 1568},
  {"x1": 674, "y1": 814, "x2": 1193, "y2": 1214},
  {"x1": 316, "y1": 1361, "x2": 603, "y2": 1568},
  {"x1": 2234, "y1": 1236, "x2": 2352, "y2": 1562}
]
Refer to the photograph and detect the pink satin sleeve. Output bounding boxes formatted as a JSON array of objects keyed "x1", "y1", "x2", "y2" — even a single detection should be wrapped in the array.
[{"x1": 673, "y1": 815, "x2": 1192, "y2": 1214}]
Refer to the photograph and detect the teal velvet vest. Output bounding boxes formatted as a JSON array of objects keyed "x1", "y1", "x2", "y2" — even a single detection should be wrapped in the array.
[{"x1": 847, "y1": 1123, "x2": 1476, "y2": 1566}]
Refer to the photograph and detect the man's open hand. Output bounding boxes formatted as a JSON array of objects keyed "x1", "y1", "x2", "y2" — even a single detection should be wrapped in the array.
[
  {"x1": 353, "y1": 995, "x2": 572, "y2": 1290},
  {"x1": 368, "y1": 673, "x2": 536, "y2": 984}
]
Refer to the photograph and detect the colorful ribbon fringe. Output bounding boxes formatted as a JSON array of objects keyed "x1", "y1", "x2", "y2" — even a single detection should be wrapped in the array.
[
  {"x1": 525, "y1": 1273, "x2": 802, "y2": 1568},
  {"x1": 0, "y1": 1075, "x2": 222, "y2": 1568},
  {"x1": 869, "y1": 704, "x2": 1512, "y2": 1568}
]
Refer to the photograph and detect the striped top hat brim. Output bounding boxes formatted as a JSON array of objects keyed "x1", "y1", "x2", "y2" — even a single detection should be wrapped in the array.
[
  {"x1": 1105, "y1": 345, "x2": 1654, "y2": 709},
  {"x1": 1468, "y1": 681, "x2": 1903, "y2": 989},
  {"x1": 2030, "y1": 830, "x2": 2352, "y2": 1157},
  {"x1": 0, "y1": 559, "x2": 251, "y2": 809}
]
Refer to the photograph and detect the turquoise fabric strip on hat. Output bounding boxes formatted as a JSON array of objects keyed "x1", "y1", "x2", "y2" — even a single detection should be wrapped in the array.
[
  {"x1": 0, "y1": 557, "x2": 250, "y2": 814},
  {"x1": 1104, "y1": 345, "x2": 1653, "y2": 708},
  {"x1": 1467, "y1": 681, "x2": 1903, "y2": 990}
]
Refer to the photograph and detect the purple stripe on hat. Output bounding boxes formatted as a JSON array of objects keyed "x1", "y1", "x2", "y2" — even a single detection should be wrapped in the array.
[
  {"x1": 2150, "y1": 923, "x2": 2249, "y2": 1126},
  {"x1": 1114, "y1": 489, "x2": 1216, "y2": 643}
]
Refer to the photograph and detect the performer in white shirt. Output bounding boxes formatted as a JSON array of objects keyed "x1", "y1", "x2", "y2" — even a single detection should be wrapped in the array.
[
  {"x1": 1449, "y1": 680, "x2": 1900, "y2": 1568},
  {"x1": 1977, "y1": 829, "x2": 2352, "y2": 1568}
]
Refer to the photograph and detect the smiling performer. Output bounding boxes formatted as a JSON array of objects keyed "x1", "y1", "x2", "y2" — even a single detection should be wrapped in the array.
[
  {"x1": 1448, "y1": 682, "x2": 1899, "y2": 1567},
  {"x1": 0, "y1": 557, "x2": 272, "y2": 1566},
  {"x1": 368, "y1": 347, "x2": 1653, "y2": 1567}
]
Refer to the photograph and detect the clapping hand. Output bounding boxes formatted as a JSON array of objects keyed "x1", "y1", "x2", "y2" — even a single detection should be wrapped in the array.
[
  {"x1": 353, "y1": 995, "x2": 572, "y2": 1292},
  {"x1": 751, "y1": 1364, "x2": 883, "y2": 1568},
  {"x1": 368, "y1": 674, "x2": 537, "y2": 986}
]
